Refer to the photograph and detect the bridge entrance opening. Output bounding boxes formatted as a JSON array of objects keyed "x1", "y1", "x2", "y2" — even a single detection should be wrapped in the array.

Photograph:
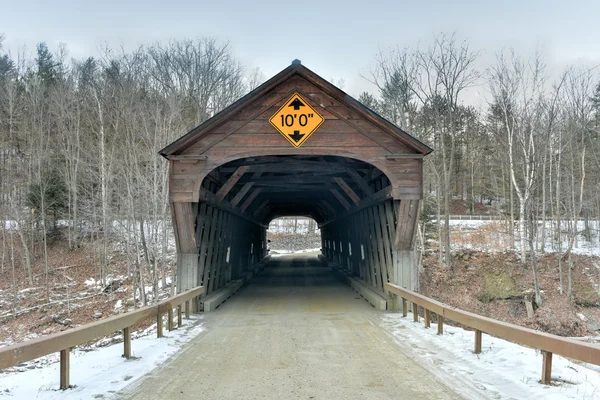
[{"x1": 160, "y1": 61, "x2": 431, "y2": 311}]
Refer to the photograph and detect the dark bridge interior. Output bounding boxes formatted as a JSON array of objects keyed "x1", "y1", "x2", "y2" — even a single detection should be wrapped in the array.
[{"x1": 202, "y1": 155, "x2": 390, "y2": 226}]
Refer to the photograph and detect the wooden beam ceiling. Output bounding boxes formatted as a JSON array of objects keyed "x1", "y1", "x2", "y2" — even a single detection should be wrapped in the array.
[{"x1": 199, "y1": 155, "x2": 390, "y2": 224}]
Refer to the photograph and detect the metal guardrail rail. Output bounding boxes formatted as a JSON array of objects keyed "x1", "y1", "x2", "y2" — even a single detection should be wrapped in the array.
[
  {"x1": 385, "y1": 282, "x2": 600, "y2": 384},
  {"x1": 0, "y1": 286, "x2": 205, "y2": 389}
]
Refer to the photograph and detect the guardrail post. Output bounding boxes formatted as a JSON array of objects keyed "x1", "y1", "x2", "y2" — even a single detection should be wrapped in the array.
[
  {"x1": 168, "y1": 308, "x2": 174, "y2": 331},
  {"x1": 157, "y1": 312, "x2": 163, "y2": 338},
  {"x1": 123, "y1": 327, "x2": 131, "y2": 359},
  {"x1": 391, "y1": 294, "x2": 398, "y2": 311},
  {"x1": 413, "y1": 303, "x2": 419, "y2": 322},
  {"x1": 60, "y1": 349, "x2": 70, "y2": 389},
  {"x1": 437, "y1": 315, "x2": 444, "y2": 335},
  {"x1": 177, "y1": 305, "x2": 183, "y2": 327},
  {"x1": 424, "y1": 309, "x2": 431, "y2": 328},
  {"x1": 474, "y1": 330, "x2": 482, "y2": 354},
  {"x1": 185, "y1": 300, "x2": 190, "y2": 319},
  {"x1": 402, "y1": 298, "x2": 407, "y2": 317},
  {"x1": 541, "y1": 351, "x2": 553, "y2": 384}
]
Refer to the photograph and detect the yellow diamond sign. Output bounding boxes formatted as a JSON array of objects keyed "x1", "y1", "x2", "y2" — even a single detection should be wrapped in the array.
[{"x1": 269, "y1": 93, "x2": 324, "y2": 148}]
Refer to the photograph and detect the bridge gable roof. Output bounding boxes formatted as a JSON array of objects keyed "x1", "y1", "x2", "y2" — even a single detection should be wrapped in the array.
[{"x1": 159, "y1": 62, "x2": 432, "y2": 157}]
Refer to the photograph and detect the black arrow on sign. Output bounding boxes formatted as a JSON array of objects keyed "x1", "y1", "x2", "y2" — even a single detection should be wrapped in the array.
[
  {"x1": 289, "y1": 130, "x2": 305, "y2": 143},
  {"x1": 288, "y1": 98, "x2": 305, "y2": 110}
]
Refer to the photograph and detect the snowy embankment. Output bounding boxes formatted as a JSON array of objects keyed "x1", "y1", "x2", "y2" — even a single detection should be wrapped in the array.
[
  {"x1": 0, "y1": 316, "x2": 204, "y2": 399},
  {"x1": 447, "y1": 219, "x2": 600, "y2": 257},
  {"x1": 382, "y1": 312, "x2": 600, "y2": 399}
]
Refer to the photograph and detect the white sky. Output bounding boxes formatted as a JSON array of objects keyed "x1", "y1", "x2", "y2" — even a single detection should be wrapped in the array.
[{"x1": 1, "y1": 0, "x2": 600, "y2": 102}]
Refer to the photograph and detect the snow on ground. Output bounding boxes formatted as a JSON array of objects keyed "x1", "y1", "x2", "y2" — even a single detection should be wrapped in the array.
[
  {"x1": 267, "y1": 217, "x2": 320, "y2": 234},
  {"x1": 381, "y1": 312, "x2": 600, "y2": 400},
  {"x1": 0, "y1": 316, "x2": 204, "y2": 399},
  {"x1": 271, "y1": 248, "x2": 321, "y2": 257},
  {"x1": 446, "y1": 219, "x2": 600, "y2": 257}
]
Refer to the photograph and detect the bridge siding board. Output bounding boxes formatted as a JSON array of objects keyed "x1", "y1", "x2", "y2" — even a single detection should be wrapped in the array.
[
  {"x1": 197, "y1": 204, "x2": 213, "y2": 288},
  {"x1": 213, "y1": 210, "x2": 228, "y2": 291},
  {"x1": 376, "y1": 202, "x2": 392, "y2": 287},
  {"x1": 203, "y1": 207, "x2": 219, "y2": 294},
  {"x1": 208, "y1": 133, "x2": 379, "y2": 148}
]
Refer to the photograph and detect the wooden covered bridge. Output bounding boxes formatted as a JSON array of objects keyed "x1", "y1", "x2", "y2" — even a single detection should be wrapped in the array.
[{"x1": 160, "y1": 60, "x2": 432, "y2": 307}]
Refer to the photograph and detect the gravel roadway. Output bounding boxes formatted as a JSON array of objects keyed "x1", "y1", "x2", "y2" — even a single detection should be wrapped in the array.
[{"x1": 118, "y1": 254, "x2": 464, "y2": 400}]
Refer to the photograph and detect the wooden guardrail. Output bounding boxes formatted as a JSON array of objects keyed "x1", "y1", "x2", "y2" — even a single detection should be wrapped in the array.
[
  {"x1": 385, "y1": 282, "x2": 600, "y2": 384},
  {"x1": 0, "y1": 286, "x2": 205, "y2": 389}
]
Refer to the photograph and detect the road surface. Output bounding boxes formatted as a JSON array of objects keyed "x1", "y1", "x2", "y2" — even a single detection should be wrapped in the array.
[{"x1": 118, "y1": 254, "x2": 463, "y2": 399}]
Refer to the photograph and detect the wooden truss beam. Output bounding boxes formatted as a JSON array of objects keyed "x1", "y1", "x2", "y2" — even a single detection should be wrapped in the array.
[
  {"x1": 320, "y1": 186, "x2": 392, "y2": 227},
  {"x1": 230, "y1": 182, "x2": 254, "y2": 207},
  {"x1": 333, "y1": 177, "x2": 360, "y2": 205},
  {"x1": 330, "y1": 188, "x2": 351, "y2": 211},
  {"x1": 198, "y1": 187, "x2": 266, "y2": 227},
  {"x1": 216, "y1": 166, "x2": 249, "y2": 200},
  {"x1": 241, "y1": 188, "x2": 263, "y2": 213},
  {"x1": 345, "y1": 168, "x2": 374, "y2": 197}
]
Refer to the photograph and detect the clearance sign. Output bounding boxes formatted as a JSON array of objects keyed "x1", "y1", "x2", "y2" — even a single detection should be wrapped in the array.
[{"x1": 269, "y1": 93, "x2": 324, "y2": 148}]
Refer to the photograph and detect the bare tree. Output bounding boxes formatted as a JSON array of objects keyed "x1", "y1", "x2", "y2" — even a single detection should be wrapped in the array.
[
  {"x1": 560, "y1": 67, "x2": 593, "y2": 296},
  {"x1": 489, "y1": 50, "x2": 549, "y2": 306}
]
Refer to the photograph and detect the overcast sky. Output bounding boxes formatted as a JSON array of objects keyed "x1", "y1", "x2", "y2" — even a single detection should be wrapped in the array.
[{"x1": 1, "y1": 0, "x2": 599, "y2": 101}]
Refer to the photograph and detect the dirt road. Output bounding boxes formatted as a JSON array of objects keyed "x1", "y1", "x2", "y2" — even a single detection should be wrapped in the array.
[{"x1": 118, "y1": 255, "x2": 463, "y2": 399}]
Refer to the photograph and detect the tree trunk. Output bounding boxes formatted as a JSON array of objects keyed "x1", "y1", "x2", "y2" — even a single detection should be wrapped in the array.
[
  {"x1": 519, "y1": 199, "x2": 527, "y2": 262},
  {"x1": 528, "y1": 215, "x2": 542, "y2": 306}
]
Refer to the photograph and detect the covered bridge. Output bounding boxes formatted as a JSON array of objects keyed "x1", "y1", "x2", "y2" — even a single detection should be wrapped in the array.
[{"x1": 160, "y1": 60, "x2": 432, "y2": 307}]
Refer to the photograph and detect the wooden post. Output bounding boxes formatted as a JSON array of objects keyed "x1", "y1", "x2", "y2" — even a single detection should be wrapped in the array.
[
  {"x1": 60, "y1": 349, "x2": 70, "y2": 389},
  {"x1": 402, "y1": 298, "x2": 407, "y2": 317},
  {"x1": 541, "y1": 351, "x2": 553, "y2": 384},
  {"x1": 424, "y1": 309, "x2": 431, "y2": 328},
  {"x1": 413, "y1": 303, "x2": 419, "y2": 322},
  {"x1": 474, "y1": 329, "x2": 482, "y2": 354},
  {"x1": 178, "y1": 305, "x2": 183, "y2": 327},
  {"x1": 392, "y1": 294, "x2": 398, "y2": 311},
  {"x1": 157, "y1": 312, "x2": 163, "y2": 338},
  {"x1": 168, "y1": 308, "x2": 174, "y2": 331},
  {"x1": 123, "y1": 327, "x2": 131, "y2": 359},
  {"x1": 185, "y1": 300, "x2": 190, "y2": 319},
  {"x1": 437, "y1": 315, "x2": 444, "y2": 335},
  {"x1": 192, "y1": 297, "x2": 198, "y2": 313}
]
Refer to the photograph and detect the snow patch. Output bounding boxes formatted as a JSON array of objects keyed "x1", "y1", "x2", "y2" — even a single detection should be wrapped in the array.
[
  {"x1": 84, "y1": 278, "x2": 98, "y2": 287},
  {"x1": 0, "y1": 316, "x2": 205, "y2": 399},
  {"x1": 381, "y1": 313, "x2": 600, "y2": 399}
]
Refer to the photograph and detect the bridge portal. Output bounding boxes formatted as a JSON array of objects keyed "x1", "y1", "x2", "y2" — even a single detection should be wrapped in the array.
[{"x1": 160, "y1": 61, "x2": 431, "y2": 308}]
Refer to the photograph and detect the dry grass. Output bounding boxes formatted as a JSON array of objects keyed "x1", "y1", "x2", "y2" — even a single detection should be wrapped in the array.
[{"x1": 421, "y1": 250, "x2": 600, "y2": 337}]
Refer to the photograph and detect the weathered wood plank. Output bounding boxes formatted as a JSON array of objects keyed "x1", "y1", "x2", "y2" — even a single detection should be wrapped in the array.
[
  {"x1": 345, "y1": 168, "x2": 374, "y2": 197},
  {"x1": 241, "y1": 188, "x2": 263, "y2": 213},
  {"x1": 230, "y1": 182, "x2": 254, "y2": 207},
  {"x1": 330, "y1": 188, "x2": 351, "y2": 211},
  {"x1": 333, "y1": 177, "x2": 361, "y2": 205},
  {"x1": 172, "y1": 202, "x2": 196, "y2": 253},
  {"x1": 208, "y1": 132, "x2": 378, "y2": 148},
  {"x1": 216, "y1": 166, "x2": 250, "y2": 199}
]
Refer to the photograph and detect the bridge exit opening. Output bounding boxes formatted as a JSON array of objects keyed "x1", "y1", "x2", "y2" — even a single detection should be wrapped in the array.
[{"x1": 267, "y1": 216, "x2": 321, "y2": 255}]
